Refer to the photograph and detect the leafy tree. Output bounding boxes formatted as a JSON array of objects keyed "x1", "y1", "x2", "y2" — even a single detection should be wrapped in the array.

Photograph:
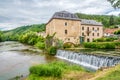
[
  {"x1": 0, "y1": 31, "x2": 3, "y2": 42},
  {"x1": 114, "y1": 30, "x2": 120, "y2": 34},
  {"x1": 108, "y1": 0, "x2": 120, "y2": 9},
  {"x1": 109, "y1": 15, "x2": 115, "y2": 25},
  {"x1": 76, "y1": 13, "x2": 120, "y2": 28}
]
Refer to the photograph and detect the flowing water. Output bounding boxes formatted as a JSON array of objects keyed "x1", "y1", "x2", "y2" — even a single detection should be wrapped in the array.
[
  {"x1": 1, "y1": 41, "x2": 120, "y2": 80},
  {"x1": 56, "y1": 50, "x2": 120, "y2": 70},
  {"x1": 0, "y1": 41, "x2": 56, "y2": 80}
]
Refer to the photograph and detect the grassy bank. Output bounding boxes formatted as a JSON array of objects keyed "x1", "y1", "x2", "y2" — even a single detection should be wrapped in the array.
[
  {"x1": 95, "y1": 65, "x2": 120, "y2": 80},
  {"x1": 27, "y1": 61, "x2": 94, "y2": 80}
]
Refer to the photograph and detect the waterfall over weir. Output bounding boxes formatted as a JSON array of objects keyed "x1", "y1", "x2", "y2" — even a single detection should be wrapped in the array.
[{"x1": 56, "y1": 50, "x2": 120, "y2": 70}]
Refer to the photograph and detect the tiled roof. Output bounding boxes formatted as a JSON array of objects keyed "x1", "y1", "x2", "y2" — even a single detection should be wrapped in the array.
[
  {"x1": 52, "y1": 11, "x2": 80, "y2": 20},
  {"x1": 104, "y1": 28, "x2": 120, "y2": 34},
  {"x1": 81, "y1": 19, "x2": 103, "y2": 26},
  {"x1": 48, "y1": 11, "x2": 103, "y2": 26}
]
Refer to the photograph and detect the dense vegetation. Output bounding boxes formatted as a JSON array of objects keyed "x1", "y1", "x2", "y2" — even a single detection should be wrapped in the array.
[
  {"x1": 93, "y1": 37, "x2": 118, "y2": 42},
  {"x1": 2, "y1": 24, "x2": 45, "y2": 41},
  {"x1": 84, "y1": 42, "x2": 120, "y2": 49},
  {"x1": 76, "y1": 13, "x2": 120, "y2": 28},
  {"x1": 28, "y1": 61, "x2": 88, "y2": 80},
  {"x1": 114, "y1": 29, "x2": 120, "y2": 34},
  {"x1": 0, "y1": 31, "x2": 3, "y2": 42},
  {"x1": 107, "y1": 0, "x2": 120, "y2": 9}
]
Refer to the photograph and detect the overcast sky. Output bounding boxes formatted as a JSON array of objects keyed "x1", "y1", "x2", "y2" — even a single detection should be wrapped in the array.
[{"x1": 0, "y1": 0, "x2": 120, "y2": 30}]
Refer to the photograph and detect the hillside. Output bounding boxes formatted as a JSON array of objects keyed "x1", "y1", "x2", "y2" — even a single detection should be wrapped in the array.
[
  {"x1": 3, "y1": 24, "x2": 46, "y2": 41},
  {"x1": 76, "y1": 13, "x2": 120, "y2": 28}
]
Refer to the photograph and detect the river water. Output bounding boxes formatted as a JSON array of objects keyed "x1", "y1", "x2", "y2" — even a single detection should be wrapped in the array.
[
  {"x1": 0, "y1": 41, "x2": 120, "y2": 80},
  {"x1": 0, "y1": 41, "x2": 56, "y2": 80}
]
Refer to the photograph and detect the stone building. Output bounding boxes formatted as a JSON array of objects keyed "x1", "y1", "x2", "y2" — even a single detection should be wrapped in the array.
[{"x1": 46, "y1": 11, "x2": 103, "y2": 44}]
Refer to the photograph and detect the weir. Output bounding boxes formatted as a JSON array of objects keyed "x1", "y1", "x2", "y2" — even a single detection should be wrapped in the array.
[{"x1": 56, "y1": 50, "x2": 120, "y2": 70}]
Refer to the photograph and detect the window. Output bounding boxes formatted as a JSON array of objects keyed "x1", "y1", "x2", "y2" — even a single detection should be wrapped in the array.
[
  {"x1": 97, "y1": 28, "x2": 99, "y2": 31},
  {"x1": 82, "y1": 27, "x2": 84, "y2": 30},
  {"x1": 87, "y1": 33, "x2": 89, "y2": 36},
  {"x1": 87, "y1": 38, "x2": 90, "y2": 42},
  {"x1": 68, "y1": 38, "x2": 70, "y2": 41},
  {"x1": 65, "y1": 30, "x2": 67, "y2": 34},
  {"x1": 92, "y1": 33, "x2": 94, "y2": 36},
  {"x1": 97, "y1": 33, "x2": 99, "y2": 36},
  {"x1": 87, "y1": 27, "x2": 89, "y2": 31},
  {"x1": 82, "y1": 32, "x2": 84, "y2": 36},
  {"x1": 65, "y1": 22, "x2": 67, "y2": 26}
]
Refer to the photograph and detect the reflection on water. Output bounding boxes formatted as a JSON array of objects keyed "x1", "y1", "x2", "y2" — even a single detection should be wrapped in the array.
[{"x1": 0, "y1": 41, "x2": 56, "y2": 80}]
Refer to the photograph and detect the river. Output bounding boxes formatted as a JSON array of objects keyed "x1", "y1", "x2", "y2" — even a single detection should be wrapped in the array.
[
  {"x1": 0, "y1": 41, "x2": 120, "y2": 80},
  {"x1": 0, "y1": 41, "x2": 56, "y2": 80}
]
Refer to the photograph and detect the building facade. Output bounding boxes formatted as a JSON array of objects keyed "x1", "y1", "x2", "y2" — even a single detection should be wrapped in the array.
[{"x1": 46, "y1": 11, "x2": 103, "y2": 44}]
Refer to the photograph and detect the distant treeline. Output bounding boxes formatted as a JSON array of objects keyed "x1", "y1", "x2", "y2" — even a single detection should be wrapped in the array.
[
  {"x1": 76, "y1": 13, "x2": 120, "y2": 28},
  {"x1": 2, "y1": 24, "x2": 45, "y2": 41}
]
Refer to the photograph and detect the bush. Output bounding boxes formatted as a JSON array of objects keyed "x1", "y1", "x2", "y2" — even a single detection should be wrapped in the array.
[
  {"x1": 93, "y1": 37, "x2": 118, "y2": 42},
  {"x1": 48, "y1": 46, "x2": 57, "y2": 55},
  {"x1": 63, "y1": 43, "x2": 74, "y2": 49},
  {"x1": 29, "y1": 61, "x2": 85, "y2": 78},
  {"x1": 35, "y1": 42, "x2": 45, "y2": 49},
  {"x1": 84, "y1": 42, "x2": 116, "y2": 49},
  {"x1": 29, "y1": 64, "x2": 62, "y2": 77}
]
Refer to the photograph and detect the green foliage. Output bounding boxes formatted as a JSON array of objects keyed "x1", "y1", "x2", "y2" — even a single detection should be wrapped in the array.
[
  {"x1": 109, "y1": 15, "x2": 115, "y2": 25},
  {"x1": 3, "y1": 24, "x2": 45, "y2": 41},
  {"x1": 29, "y1": 61, "x2": 85, "y2": 78},
  {"x1": 107, "y1": 0, "x2": 120, "y2": 9},
  {"x1": 114, "y1": 30, "x2": 120, "y2": 34},
  {"x1": 83, "y1": 42, "x2": 116, "y2": 49},
  {"x1": 19, "y1": 32, "x2": 38, "y2": 45},
  {"x1": 0, "y1": 31, "x2": 3, "y2": 42},
  {"x1": 76, "y1": 13, "x2": 120, "y2": 27},
  {"x1": 47, "y1": 46, "x2": 57, "y2": 55},
  {"x1": 29, "y1": 64, "x2": 62, "y2": 78},
  {"x1": 63, "y1": 42, "x2": 74, "y2": 49},
  {"x1": 45, "y1": 33, "x2": 56, "y2": 49},
  {"x1": 35, "y1": 42, "x2": 45, "y2": 49},
  {"x1": 97, "y1": 71, "x2": 120, "y2": 80},
  {"x1": 55, "y1": 39, "x2": 64, "y2": 49},
  {"x1": 93, "y1": 37, "x2": 118, "y2": 42}
]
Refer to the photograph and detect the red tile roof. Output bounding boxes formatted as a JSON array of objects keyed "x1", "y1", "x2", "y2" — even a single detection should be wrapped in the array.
[{"x1": 104, "y1": 28, "x2": 120, "y2": 34}]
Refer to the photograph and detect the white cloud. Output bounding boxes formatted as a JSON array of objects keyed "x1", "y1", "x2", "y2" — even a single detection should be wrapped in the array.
[
  {"x1": 0, "y1": 0, "x2": 119, "y2": 30},
  {"x1": 107, "y1": 10, "x2": 120, "y2": 15}
]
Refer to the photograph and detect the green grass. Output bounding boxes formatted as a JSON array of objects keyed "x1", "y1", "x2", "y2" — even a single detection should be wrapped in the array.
[
  {"x1": 96, "y1": 65, "x2": 120, "y2": 80},
  {"x1": 28, "y1": 61, "x2": 87, "y2": 80}
]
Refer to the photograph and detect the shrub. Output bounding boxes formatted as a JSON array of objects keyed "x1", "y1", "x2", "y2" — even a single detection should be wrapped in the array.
[
  {"x1": 63, "y1": 43, "x2": 74, "y2": 49},
  {"x1": 29, "y1": 61, "x2": 85, "y2": 78},
  {"x1": 93, "y1": 37, "x2": 118, "y2": 42},
  {"x1": 84, "y1": 42, "x2": 116, "y2": 49},
  {"x1": 35, "y1": 42, "x2": 45, "y2": 49},
  {"x1": 29, "y1": 64, "x2": 62, "y2": 77},
  {"x1": 48, "y1": 46, "x2": 57, "y2": 55}
]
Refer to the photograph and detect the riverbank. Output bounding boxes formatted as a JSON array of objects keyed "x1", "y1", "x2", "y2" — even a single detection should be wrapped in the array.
[
  {"x1": 0, "y1": 41, "x2": 57, "y2": 80},
  {"x1": 26, "y1": 63, "x2": 120, "y2": 80},
  {"x1": 26, "y1": 61, "x2": 94, "y2": 80}
]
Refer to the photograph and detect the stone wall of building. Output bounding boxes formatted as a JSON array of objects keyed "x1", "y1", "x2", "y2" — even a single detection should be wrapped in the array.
[{"x1": 46, "y1": 18, "x2": 81, "y2": 44}]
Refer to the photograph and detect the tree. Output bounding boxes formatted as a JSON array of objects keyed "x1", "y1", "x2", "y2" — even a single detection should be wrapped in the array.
[
  {"x1": 108, "y1": 0, "x2": 120, "y2": 9},
  {"x1": 109, "y1": 15, "x2": 115, "y2": 25},
  {"x1": 0, "y1": 31, "x2": 3, "y2": 42}
]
